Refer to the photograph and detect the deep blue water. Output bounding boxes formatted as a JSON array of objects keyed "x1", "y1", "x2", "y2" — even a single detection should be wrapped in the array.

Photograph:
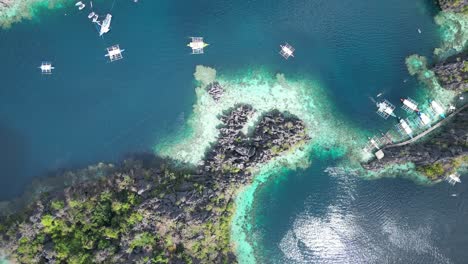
[
  {"x1": 0, "y1": 0, "x2": 438, "y2": 199},
  {"x1": 252, "y1": 162, "x2": 468, "y2": 263},
  {"x1": 1, "y1": 0, "x2": 465, "y2": 263}
]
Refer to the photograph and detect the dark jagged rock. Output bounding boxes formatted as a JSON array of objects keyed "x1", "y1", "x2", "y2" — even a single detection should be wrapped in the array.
[
  {"x1": 433, "y1": 52, "x2": 468, "y2": 92},
  {"x1": 206, "y1": 82, "x2": 224, "y2": 102},
  {"x1": 0, "y1": 0, "x2": 14, "y2": 8},
  {"x1": 202, "y1": 105, "x2": 309, "y2": 182},
  {"x1": 0, "y1": 104, "x2": 310, "y2": 264},
  {"x1": 362, "y1": 106, "x2": 468, "y2": 180},
  {"x1": 438, "y1": 0, "x2": 468, "y2": 13}
]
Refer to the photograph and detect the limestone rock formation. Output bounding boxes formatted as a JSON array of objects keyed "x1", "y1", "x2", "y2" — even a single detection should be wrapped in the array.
[
  {"x1": 0, "y1": 103, "x2": 310, "y2": 263},
  {"x1": 433, "y1": 52, "x2": 468, "y2": 92},
  {"x1": 438, "y1": 0, "x2": 468, "y2": 13}
]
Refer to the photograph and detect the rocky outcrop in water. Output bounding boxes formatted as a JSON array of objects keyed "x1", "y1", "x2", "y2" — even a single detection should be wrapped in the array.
[
  {"x1": 203, "y1": 105, "x2": 308, "y2": 179},
  {"x1": 438, "y1": 0, "x2": 468, "y2": 13},
  {"x1": 0, "y1": 0, "x2": 14, "y2": 7},
  {"x1": 206, "y1": 82, "x2": 224, "y2": 102},
  {"x1": 433, "y1": 52, "x2": 468, "y2": 92},
  {"x1": 362, "y1": 106, "x2": 468, "y2": 180},
  {"x1": 0, "y1": 102, "x2": 309, "y2": 263}
]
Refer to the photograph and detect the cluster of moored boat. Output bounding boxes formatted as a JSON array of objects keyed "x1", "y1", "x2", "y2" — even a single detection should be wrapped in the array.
[
  {"x1": 39, "y1": 1, "x2": 126, "y2": 73},
  {"x1": 364, "y1": 95, "x2": 453, "y2": 161},
  {"x1": 40, "y1": 0, "x2": 296, "y2": 74},
  {"x1": 74, "y1": 1, "x2": 112, "y2": 36},
  {"x1": 375, "y1": 97, "x2": 449, "y2": 138},
  {"x1": 87, "y1": 11, "x2": 99, "y2": 23},
  {"x1": 186, "y1": 38, "x2": 294, "y2": 61}
]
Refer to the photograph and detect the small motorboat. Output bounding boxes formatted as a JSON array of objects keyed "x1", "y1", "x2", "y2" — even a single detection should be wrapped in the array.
[
  {"x1": 76, "y1": 1, "x2": 86, "y2": 10},
  {"x1": 88, "y1": 12, "x2": 95, "y2": 19}
]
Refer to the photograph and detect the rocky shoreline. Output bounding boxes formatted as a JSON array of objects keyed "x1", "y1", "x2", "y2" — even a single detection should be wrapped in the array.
[
  {"x1": 433, "y1": 52, "x2": 468, "y2": 93},
  {"x1": 362, "y1": 0, "x2": 468, "y2": 181},
  {"x1": 0, "y1": 88, "x2": 309, "y2": 263},
  {"x1": 437, "y1": 0, "x2": 468, "y2": 13},
  {"x1": 362, "y1": 106, "x2": 467, "y2": 181}
]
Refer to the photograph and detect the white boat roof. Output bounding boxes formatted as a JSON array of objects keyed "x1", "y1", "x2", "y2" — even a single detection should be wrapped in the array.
[
  {"x1": 419, "y1": 113, "x2": 431, "y2": 125},
  {"x1": 108, "y1": 49, "x2": 122, "y2": 56},
  {"x1": 400, "y1": 120, "x2": 412, "y2": 134},
  {"x1": 403, "y1": 99, "x2": 418, "y2": 110},
  {"x1": 431, "y1": 101, "x2": 444, "y2": 114},
  {"x1": 281, "y1": 46, "x2": 294, "y2": 55},
  {"x1": 378, "y1": 102, "x2": 393, "y2": 113},
  {"x1": 189, "y1": 42, "x2": 206, "y2": 49}
]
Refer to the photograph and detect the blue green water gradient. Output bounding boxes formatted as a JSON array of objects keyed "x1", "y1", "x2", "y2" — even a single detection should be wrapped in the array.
[{"x1": 0, "y1": 0, "x2": 466, "y2": 263}]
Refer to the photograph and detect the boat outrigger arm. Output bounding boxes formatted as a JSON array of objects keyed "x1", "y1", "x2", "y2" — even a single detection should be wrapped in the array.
[{"x1": 99, "y1": 14, "x2": 112, "y2": 36}]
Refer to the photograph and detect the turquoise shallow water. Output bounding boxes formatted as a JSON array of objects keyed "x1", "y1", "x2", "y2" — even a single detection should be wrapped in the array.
[{"x1": 0, "y1": 0, "x2": 466, "y2": 263}]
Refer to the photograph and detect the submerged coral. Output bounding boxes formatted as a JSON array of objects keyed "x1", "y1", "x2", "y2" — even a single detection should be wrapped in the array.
[
  {"x1": 156, "y1": 66, "x2": 367, "y2": 166},
  {"x1": 0, "y1": 0, "x2": 67, "y2": 28},
  {"x1": 434, "y1": 11, "x2": 468, "y2": 59},
  {"x1": 405, "y1": 54, "x2": 457, "y2": 104},
  {"x1": 154, "y1": 66, "x2": 369, "y2": 264}
]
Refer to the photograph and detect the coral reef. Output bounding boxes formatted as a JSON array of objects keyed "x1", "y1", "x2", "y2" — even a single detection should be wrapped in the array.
[
  {"x1": 434, "y1": 11, "x2": 468, "y2": 59},
  {"x1": 405, "y1": 54, "x2": 456, "y2": 105},
  {"x1": 0, "y1": 0, "x2": 66, "y2": 28},
  {"x1": 0, "y1": 104, "x2": 309, "y2": 263},
  {"x1": 156, "y1": 66, "x2": 366, "y2": 166},
  {"x1": 156, "y1": 66, "x2": 369, "y2": 263}
]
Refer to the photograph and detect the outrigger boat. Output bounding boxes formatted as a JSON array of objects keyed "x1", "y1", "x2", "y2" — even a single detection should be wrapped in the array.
[
  {"x1": 99, "y1": 14, "x2": 112, "y2": 36},
  {"x1": 39, "y1": 62, "x2": 54, "y2": 74},
  {"x1": 188, "y1": 37, "x2": 208, "y2": 54},
  {"x1": 279, "y1": 42, "x2": 295, "y2": 59},
  {"x1": 430, "y1": 100, "x2": 446, "y2": 118},
  {"x1": 105, "y1": 45, "x2": 125, "y2": 62},
  {"x1": 376, "y1": 100, "x2": 396, "y2": 119},
  {"x1": 396, "y1": 118, "x2": 413, "y2": 138},
  {"x1": 446, "y1": 173, "x2": 461, "y2": 185},
  {"x1": 417, "y1": 112, "x2": 431, "y2": 126},
  {"x1": 401, "y1": 97, "x2": 419, "y2": 113}
]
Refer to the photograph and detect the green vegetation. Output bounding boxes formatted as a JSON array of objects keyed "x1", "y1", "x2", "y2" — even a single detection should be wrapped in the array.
[
  {"x1": 417, "y1": 162, "x2": 445, "y2": 180},
  {"x1": 0, "y1": 159, "x2": 236, "y2": 263},
  {"x1": 190, "y1": 201, "x2": 234, "y2": 262},
  {"x1": 128, "y1": 232, "x2": 157, "y2": 253},
  {"x1": 450, "y1": 155, "x2": 468, "y2": 173},
  {"x1": 27, "y1": 188, "x2": 151, "y2": 263},
  {"x1": 221, "y1": 163, "x2": 241, "y2": 174},
  {"x1": 463, "y1": 61, "x2": 468, "y2": 72}
]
